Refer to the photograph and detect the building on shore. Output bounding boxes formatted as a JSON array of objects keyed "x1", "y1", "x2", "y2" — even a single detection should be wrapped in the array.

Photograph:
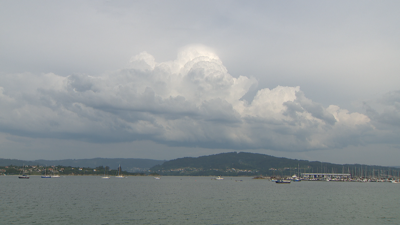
[{"x1": 302, "y1": 173, "x2": 351, "y2": 180}]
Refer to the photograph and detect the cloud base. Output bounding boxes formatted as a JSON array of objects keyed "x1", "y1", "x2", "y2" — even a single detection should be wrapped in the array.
[{"x1": 0, "y1": 45, "x2": 397, "y2": 152}]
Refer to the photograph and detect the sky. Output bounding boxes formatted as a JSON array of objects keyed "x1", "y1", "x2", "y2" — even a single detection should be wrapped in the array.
[{"x1": 1, "y1": 1, "x2": 400, "y2": 166}]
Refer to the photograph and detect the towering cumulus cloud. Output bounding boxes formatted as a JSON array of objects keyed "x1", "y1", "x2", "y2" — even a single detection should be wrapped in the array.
[{"x1": 0, "y1": 45, "x2": 377, "y2": 151}]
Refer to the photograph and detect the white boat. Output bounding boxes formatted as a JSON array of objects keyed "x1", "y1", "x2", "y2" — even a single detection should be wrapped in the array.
[
  {"x1": 18, "y1": 165, "x2": 30, "y2": 179},
  {"x1": 51, "y1": 168, "x2": 60, "y2": 178},
  {"x1": 393, "y1": 172, "x2": 400, "y2": 183},
  {"x1": 102, "y1": 167, "x2": 110, "y2": 179},
  {"x1": 292, "y1": 174, "x2": 301, "y2": 182},
  {"x1": 215, "y1": 176, "x2": 224, "y2": 180},
  {"x1": 154, "y1": 177, "x2": 161, "y2": 180},
  {"x1": 115, "y1": 164, "x2": 126, "y2": 178},
  {"x1": 41, "y1": 167, "x2": 51, "y2": 178}
]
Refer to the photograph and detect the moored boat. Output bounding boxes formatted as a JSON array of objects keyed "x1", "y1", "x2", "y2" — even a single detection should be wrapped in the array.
[
  {"x1": 18, "y1": 165, "x2": 30, "y2": 179},
  {"x1": 18, "y1": 174, "x2": 30, "y2": 179},
  {"x1": 275, "y1": 180, "x2": 291, "y2": 184},
  {"x1": 51, "y1": 167, "x2": 60, "y2": 178},
  {"x1": 115, "y1": 164, "x2": 126, "y2": 178},
  {"x1": 102, "y1": 167, "x2": 110, "y2": 179},
  {"x1": 41, "y1": 167, "x2": 51, "y2": 178}
]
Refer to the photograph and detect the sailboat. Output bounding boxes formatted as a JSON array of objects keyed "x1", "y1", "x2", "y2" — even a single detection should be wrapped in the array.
[
  {"x1": 41, "y1": 166, "x2": 51, "y2": 178},
  {"x1": 115, "y1": 164, "x2": 126, "y2": 178},
  {"x1": 18, "y1": 165, "x2": 30, "y2": 179},
  {"x1": 102, "y1": 166, "x2": 110, "y2": 179},
  {"x1": 392, "y1": 171, "x2": 399, "y2": 183},
  {"x1": 51, "y1": 166, "x2": 60, "y2": 178}
]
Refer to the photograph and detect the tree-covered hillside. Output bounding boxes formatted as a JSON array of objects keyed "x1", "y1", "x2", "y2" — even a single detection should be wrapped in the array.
[{"x1": 150, "y1": 152, "x2": 399, "y2": 177}]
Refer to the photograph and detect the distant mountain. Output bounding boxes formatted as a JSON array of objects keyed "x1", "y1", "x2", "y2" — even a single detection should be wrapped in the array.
[
  {"x1": 0, "y1": 158, "x2": 28, "y2": 167},
  {"x1": 0, "y1": 158, "x2": 164, "y2": 172},
  {"x1": 150, "y1": 152, "x2": 400, "y2": 177},
  {"x1": 2, "y1": 152, "x2": 398, "y2": 176}
]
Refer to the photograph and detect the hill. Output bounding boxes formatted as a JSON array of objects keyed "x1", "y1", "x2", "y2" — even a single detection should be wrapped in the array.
[
  {"x1": 149, "y1": 152, "x2": 399, "y2": 177},
  {"x1": 0, "y1": 158, "x2": 164, "y2": 172}
]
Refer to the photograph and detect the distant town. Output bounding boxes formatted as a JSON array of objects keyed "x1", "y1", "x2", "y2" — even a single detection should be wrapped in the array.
[{"x1": 0, "y1": 165, "x2": 150, "y2": 176}]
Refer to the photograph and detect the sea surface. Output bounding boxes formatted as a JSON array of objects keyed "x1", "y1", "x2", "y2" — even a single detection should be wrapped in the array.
[{"x1": 0, "y1": 176, "x2": 399, "y2": 225}]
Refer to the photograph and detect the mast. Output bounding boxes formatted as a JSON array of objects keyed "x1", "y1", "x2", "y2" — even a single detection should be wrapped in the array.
[
  {"x1": 118, "y1": 164, "x2": 121, "y2": 176},
  {"x1": 298, "y1": 163, "x2": 299, "y2": 177}
]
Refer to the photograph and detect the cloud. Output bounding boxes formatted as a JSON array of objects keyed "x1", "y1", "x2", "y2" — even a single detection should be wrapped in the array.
[
  {"x1": 361, "y1": 91, "x2": 400, "y2": 147},
  {"x1": 0, "y1": 45, "x2": 390, "y2": 152}
]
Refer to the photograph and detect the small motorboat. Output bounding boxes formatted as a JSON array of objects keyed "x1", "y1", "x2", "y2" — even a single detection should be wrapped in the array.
[
  {"x1": 18, "y1": 174, "x2": 30, "y2": 179},
  {"x1": 275, "y1": 180, "x2": 291, "y2": 184}
]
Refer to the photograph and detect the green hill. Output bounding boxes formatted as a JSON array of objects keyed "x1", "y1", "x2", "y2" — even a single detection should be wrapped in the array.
[{"x1": 150, "y1": 152, "x2": 399, "y2": 177}]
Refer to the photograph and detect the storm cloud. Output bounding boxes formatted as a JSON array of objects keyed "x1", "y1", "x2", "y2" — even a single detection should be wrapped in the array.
[{"x1": 1, "y1": 45, "x2": 384, "y2": 152}]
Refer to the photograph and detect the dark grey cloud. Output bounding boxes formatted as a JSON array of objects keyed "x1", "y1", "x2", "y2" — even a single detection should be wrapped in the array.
[{"x1": 0, "y1": 46, "x2": 381, "y2": 153}]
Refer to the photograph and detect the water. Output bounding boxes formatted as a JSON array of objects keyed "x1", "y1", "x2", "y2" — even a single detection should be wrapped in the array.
[{"x1": 1, "y1": 176, "x2": 399, "y2": 225}]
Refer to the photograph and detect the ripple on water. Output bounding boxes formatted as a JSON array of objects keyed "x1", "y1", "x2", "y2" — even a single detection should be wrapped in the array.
[{"x1": 1, "y1": 176, "x2": 399, "y2": 225}]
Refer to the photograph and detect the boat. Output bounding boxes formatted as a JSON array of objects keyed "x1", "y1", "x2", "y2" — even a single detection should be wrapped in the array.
[
  {"x1": 18, "y1": 165, "x2": 30, "y2": 179},
  {"x1": 18, "y1": 174, "x2": 30, "y2": 179},
  {"x1": 154, "y1": 177, "x2": 161, "y2": 180},
  {"x1": 291, "y1": 174, "x2": 301, "y2": 182},
  {"x1": 41, "y1": 167, "x2": 51, "y2": 178},
  {"x1": 102, "y1": 167, "x2": 110, "y2": 179},
  {"x1": 275, "y1": 180, "x2": 291, "y2": 184},
  {"x1": 51, "y1": 168, "x2": 60, "y2": 178},
  {"x1": 215, "y1": 176, "x2": 224, "y2": 180},
  {"x1": 115, "y1": 164, "x2": 126, "y2": 178},
  {"x1": 393, "y1": 172, "x2": 400, "y2": 183}
]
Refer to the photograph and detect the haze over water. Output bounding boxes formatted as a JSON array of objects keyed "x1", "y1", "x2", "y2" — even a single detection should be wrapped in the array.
[{"x1": 1, "y1": 176, "x2": 399, "y2": 225}]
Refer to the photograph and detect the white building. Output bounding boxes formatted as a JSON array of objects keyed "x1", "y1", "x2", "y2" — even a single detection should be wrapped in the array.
[{"x1": 302, "y1": 173, "x2": 351, "y2": 180}]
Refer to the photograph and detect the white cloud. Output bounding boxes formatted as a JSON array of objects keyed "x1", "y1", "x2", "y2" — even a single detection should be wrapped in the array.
[{"x1": 1, "y1": 45, "x2": 385, "y2": 152}]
